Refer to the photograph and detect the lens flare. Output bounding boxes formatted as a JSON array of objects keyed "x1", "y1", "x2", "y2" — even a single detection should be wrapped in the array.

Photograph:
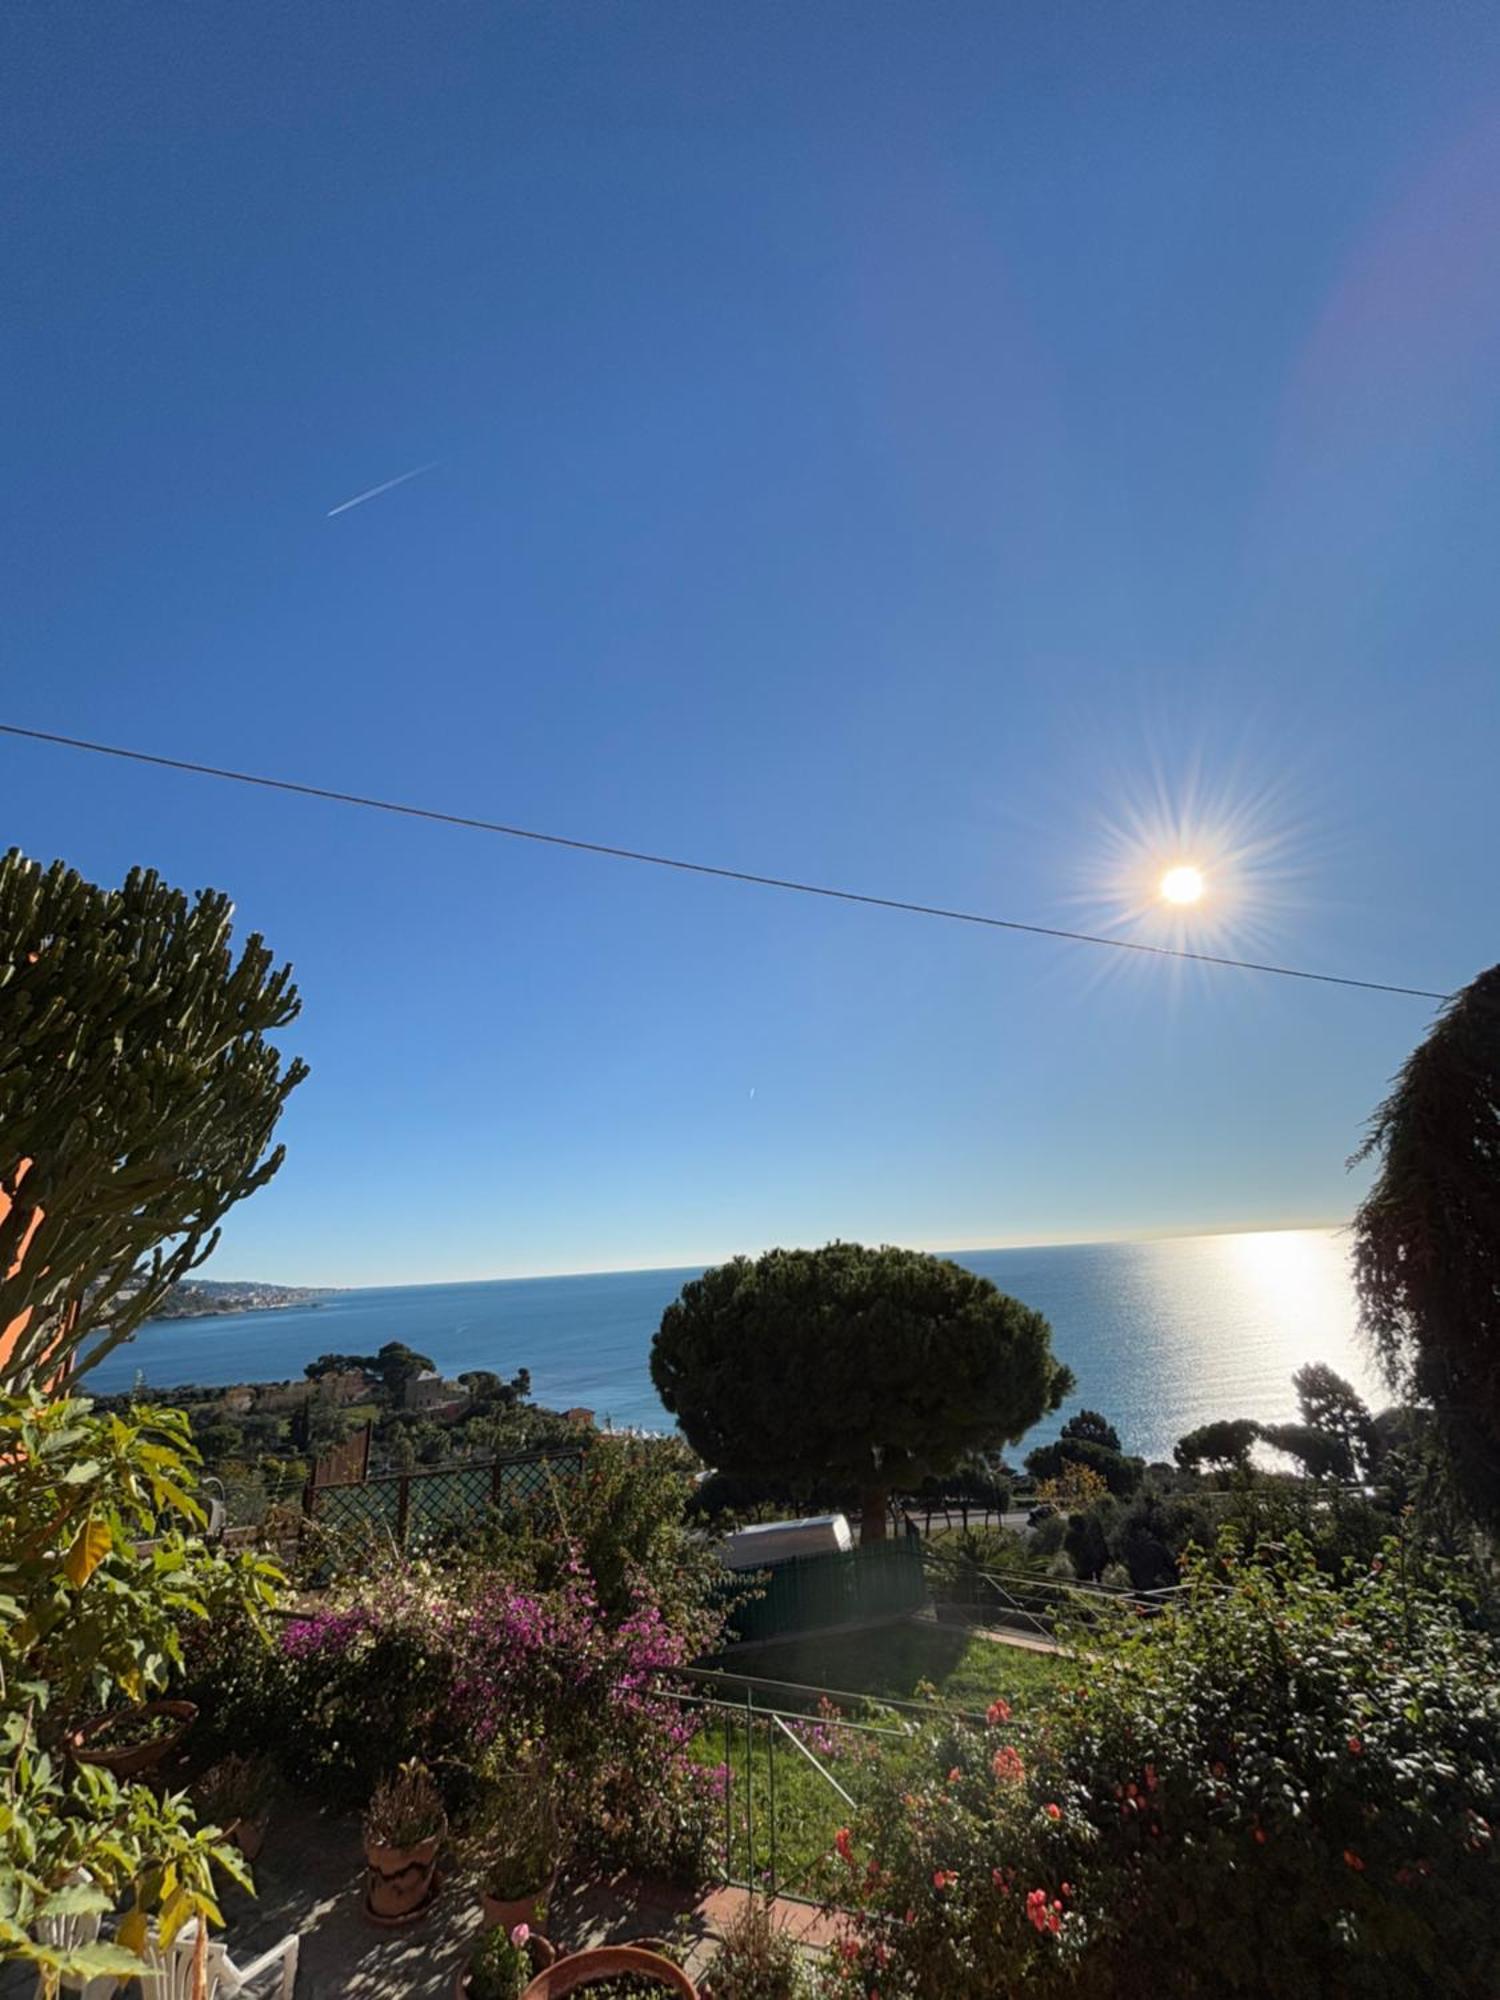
[{"x1": 1160, "y1": 865, "x2": 1205, "y2": 906}]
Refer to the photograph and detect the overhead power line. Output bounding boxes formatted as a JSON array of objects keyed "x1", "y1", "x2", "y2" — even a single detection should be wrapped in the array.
[{"x1": 0, "y1": 721, "x2": 1452, "y2": 1002}]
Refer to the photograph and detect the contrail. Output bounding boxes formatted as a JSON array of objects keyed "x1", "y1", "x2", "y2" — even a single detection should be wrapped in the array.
[{"x1": 326, "y1": 459, "x2": 442, "y2": 517}]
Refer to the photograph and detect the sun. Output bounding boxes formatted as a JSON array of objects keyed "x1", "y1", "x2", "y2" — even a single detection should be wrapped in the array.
[{"x1": 1159, "y1": 864, "x2": 1205, "y2": 906}]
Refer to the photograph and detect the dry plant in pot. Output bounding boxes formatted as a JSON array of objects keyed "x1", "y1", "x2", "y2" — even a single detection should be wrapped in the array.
[
  {"x1": 195, "y1": 1752, "x2": 278, "y2": 1862},
  {"x1": 363, "y1": 1759, "x2": 446, "y2": 1923},
  {"x1": 476, "y1": 1760, "x2": 564, "y2": 1932}
]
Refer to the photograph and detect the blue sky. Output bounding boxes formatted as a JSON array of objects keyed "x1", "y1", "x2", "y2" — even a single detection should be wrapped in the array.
[{"x1": 5, "y1": 3, "x2": 1499, "y2": 1285}]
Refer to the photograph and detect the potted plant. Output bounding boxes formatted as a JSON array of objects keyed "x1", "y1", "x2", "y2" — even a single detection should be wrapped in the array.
[
  {"x1": 455, "y1": 1922, "x2": 556, "y2": 1999},
  {"x1": 69, "y1": 1699, "x2": 198, "y2": 1780},
  {"x1": 363, "y1": 1760, "x2": 446, "y2": 1923},
  {"x1": 477, "y1": 1765, "x2": 563, "y2": 1933},
  {"x1": 195, "y1": 1753, "x2": 277, "y2": 1862},
  {"x1": 518, "y1": 1945, "x2": 698, "y2": 1998}
]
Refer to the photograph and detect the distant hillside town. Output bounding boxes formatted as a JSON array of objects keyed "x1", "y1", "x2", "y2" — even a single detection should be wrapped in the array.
[{"x1": 144, "y1": 1279, "x2": 332, "y2": 1320}]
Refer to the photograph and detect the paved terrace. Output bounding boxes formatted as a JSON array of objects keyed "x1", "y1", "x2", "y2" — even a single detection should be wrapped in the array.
[{"x1": 160, "y1": 1810, "x2": 838, "y2": 1997}]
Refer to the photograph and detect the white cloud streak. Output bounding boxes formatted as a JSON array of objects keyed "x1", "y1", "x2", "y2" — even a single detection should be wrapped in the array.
[{"x1": 326, "y1": 459, "x2": 442, "y2": 518}]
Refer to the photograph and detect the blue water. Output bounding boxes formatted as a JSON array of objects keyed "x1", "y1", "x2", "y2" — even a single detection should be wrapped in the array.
[{"x1": 87, "y1": 1229, "x2": 1376, "y2": 1464}]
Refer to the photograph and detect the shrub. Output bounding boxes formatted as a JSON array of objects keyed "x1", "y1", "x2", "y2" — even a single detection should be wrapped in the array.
[
  {"x1": 823, "y1": 1534, "x2": 1500, "y2": 1998},
  {"x1": 237, "y1": 1549, "x2": 719, "y2": 1880}
]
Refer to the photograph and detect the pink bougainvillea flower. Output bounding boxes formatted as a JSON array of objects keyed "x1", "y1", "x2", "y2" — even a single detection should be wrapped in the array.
[
  {"x1": 986, "y1": 1698, "x2": 1012, "y2": 1725},
  {"x1": 932, "y1": 1870, "x2": 956, "y2": 1890},
  {"x1": 1347, "y1": 1737, "x2": 1363, "y2": 1756},
  {"x1": 1045, "y1": 1803, "x2": 1062, "y2": 1821},
  {"x1": 509, "y1": 1924, "x2": 530, "y2": 1947},
  {"x1": 1253, "y1": 1828, "x2": 1268, "y2": 1845},
  {"x1": 1344, "y1": 1849, "x2": 1365, "y2": 1871},
  {"x1": 947, "y1": 1767, "x2": 962, "y2": 1784}
]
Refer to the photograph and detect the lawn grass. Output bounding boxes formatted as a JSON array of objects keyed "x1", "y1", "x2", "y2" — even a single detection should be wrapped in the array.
[
  {"x1": 718, "y1": 1617, "x2": 1068, "y2": 1714},
  {"x1": 688, "y1": 1619, "x2": 1071, "y2": 1895}
]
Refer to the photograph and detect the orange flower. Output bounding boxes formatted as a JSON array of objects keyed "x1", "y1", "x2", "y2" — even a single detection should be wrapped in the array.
[
  {"x1": 986, "y1": 1698, "x2": 1012, "y2": 1725},
  {"x1": 991, "y1": 1746, "x2": 1025, "y2": 1785}
]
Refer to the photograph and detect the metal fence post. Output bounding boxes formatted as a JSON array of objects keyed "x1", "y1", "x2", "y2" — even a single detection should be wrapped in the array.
[
  {"x1": 767, "y1": 1686, "x2": 778, "y2": 1899},
  {"x1": 395, "y1": 1472, "x2": 410, "y2": 1547},
  {"x1": 744, "y1": 1682, "x2": 754, "y2": 1890}
]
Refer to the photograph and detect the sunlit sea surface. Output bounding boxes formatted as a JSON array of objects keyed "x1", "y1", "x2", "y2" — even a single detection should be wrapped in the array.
[{"x1": 88, "y1": 1228, "x2": 1376, "y2": 1463}]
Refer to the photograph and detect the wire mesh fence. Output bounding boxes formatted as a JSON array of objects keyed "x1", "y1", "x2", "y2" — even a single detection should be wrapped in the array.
[
  {"x1": 304, "y1": 1444, "x2": 587, "y2": 1551},
  {"x1": 664, "y1": 1666, "x2": 955, "y2": 1904}
]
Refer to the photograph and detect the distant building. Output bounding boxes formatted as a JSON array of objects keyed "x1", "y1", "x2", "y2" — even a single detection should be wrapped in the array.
[
  {"x1": 253, "y1": 1368, "x2": 371, "y2": 1415},
  {"x1": 404, "y1": 1369, "x2": 470, "y2": 1414},
  {"x1": 320, "y1": 1368, "x2": 374, "y2": 1408},
  {"x1": 563, "y1": 1407, "x2": 596, "y2": 1430},
  {"x1": 254, "y1": 1379, "x2": 317, "y2": 1414},
  {"x1": 221, "y1": 1386, "x2": 256, "y2": 1416}
]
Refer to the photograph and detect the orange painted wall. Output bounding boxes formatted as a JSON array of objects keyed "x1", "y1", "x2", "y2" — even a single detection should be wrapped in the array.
[{"x1": 0, "y1": 1162, "x2": 49, "y2": 1379}]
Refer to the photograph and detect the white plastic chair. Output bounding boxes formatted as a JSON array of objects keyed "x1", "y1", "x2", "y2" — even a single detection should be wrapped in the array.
[
  {"x1": 139, "y1": 1921, "x2": 299, "y2": 2000},
  {"x1": 31, "y1": 1872, "x2": 115, "y2": 2000}
]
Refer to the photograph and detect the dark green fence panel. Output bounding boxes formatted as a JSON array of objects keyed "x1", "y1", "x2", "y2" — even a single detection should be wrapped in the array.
[
  {"x1": 723, "y1": 1540, "x2": 928, "y2": 1644},
  {"x1": 308, "y1": 1444, "x2": 585, "y2": 1550}
]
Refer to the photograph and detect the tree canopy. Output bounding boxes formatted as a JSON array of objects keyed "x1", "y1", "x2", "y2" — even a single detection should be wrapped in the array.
[
  {"x1": 1060, "y1": 1408, "x2": 1122, "y2": 1453},
  {"x1": 0, "y1": 851, "x2": 306, "y2": 1390},
  {"x1": 1174, "y1": 1417, "x2": 1259, "y2": 1474},
  {"x1": 304, "y1": 1341, "x2": 434, "y2": 1397},
  {"x1": 1352, "y1": 965, "x2": 1500, "y2": 1523},
  {"x1": 650, "y1": 1241, "x2": 1072, "y2": 1542}
]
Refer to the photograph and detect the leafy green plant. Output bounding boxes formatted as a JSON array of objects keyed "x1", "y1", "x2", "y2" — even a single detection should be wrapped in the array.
[
  {"x1": 1, "y1": 1390, "x2": 277, "y2": 1992},
  {"x1": 466, "y1": 1921, "x2": 535, "y2": 2000},
  {"x1": 824, "y1": 1533, "x2": 1500, "y2": 1998}
]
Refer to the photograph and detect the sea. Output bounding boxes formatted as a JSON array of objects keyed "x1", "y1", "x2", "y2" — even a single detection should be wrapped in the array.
[{"x1": 85, "y1": 1228, "x2": 1379, "y2": 1466}]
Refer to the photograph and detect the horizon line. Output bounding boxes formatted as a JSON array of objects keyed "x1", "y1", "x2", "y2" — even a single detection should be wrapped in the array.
[{"x1": 208, "y1": 1215, "x2": 1351, "y2": 1293}]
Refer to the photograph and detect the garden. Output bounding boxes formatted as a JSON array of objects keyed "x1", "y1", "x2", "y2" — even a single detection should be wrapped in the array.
[{"x1": 7, "y1": 852, "x2": 1500, "y2": 1998}]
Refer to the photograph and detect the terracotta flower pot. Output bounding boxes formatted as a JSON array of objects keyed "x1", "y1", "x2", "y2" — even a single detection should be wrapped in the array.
[
  {"x1": 364, "y1": 1824, "x2": 445, "y2": 1921},
  {"x1": 69, "y1": 1700, "x2": 198, "y2": 1780},
  {"x1": 480, "y1": 1875, "x2": 556, "y2": 1933},
  {"x1": 453, "y1": 1933, "x2": 555, "y2": 1998},
  {"x1": 520, "y1": 1945, "x2": 698, "y2": 1998}
]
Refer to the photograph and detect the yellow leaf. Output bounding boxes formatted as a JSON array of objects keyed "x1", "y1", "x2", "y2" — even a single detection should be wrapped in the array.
[
  {"x1": 158, "y1": 1888, "x2": 190, "y2": 1948},
  {"x1": 116, "y1": 1908, "x2": 148, "y2": 1958},
  {"x1": 63, "y1": 1516, "x2": 112, "y2": 1590},
  {"x1": 151, "y1": 1476, "x2": 205, "y2": 1525}
]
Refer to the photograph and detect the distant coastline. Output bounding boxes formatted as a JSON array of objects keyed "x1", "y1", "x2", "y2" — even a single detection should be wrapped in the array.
[{"x1": 143, "y1": 1279, "x2": 335, "y2": 1323}]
